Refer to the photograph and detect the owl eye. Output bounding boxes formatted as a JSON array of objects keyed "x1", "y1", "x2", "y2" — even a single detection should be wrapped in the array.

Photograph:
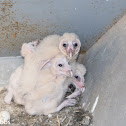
[
  {"x1": 58, "y1": 64, "x2": 63, "y2": 67},
  {"x1": 63, "y1": 43, "x2": 67, "y2": 47},
  {"x1": 73, "y1": 43, "x2": 78, "y2": 48},
  {"x1": 74, "y1": 75, "x2": 81, "y2": 81},
  {"x1": 75, "y1": 75, "x2": 79, "y2": 79},
  {"x1": 32, "y1": 44, "x2": 35, "y2": 47}
]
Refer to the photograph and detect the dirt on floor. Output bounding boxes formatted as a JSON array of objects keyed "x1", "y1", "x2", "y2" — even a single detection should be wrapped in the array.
[{"x1": 0, "y1": 86, "x2": 93, "y2": 126}]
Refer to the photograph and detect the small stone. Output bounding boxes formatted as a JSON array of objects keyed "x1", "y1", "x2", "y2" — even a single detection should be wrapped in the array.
[
  {"x1": 21, "y1": 122, "x2": 25, "y2": 126},
  {"x1": 39, "y1": 117, "x2": 43, "y2": 122},
  {"x1": 85, "y1": 115, "x2": 91, "y2": 120},
  {"x1": 48, "y1": 114, "x2": 52, "y2": 118},
  {"x1": 0, "y1": 111, "x2": 10, "y2": 121},
  {"x1": 11, "y1": 119, "x2": 15, "y2": 122},
  {"x1": 90, "y1": 124, "x2": 93, "y2": 126},
  {"x1": 83, "y1": 116, "x2": 91, "y2": 125}
]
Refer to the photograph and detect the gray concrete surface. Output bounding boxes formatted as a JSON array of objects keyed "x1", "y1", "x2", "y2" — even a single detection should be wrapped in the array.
[
  {"x1": 0, "y1": 0, "x2": 126, "y2": 56},
  {"x1": 0, "y1": 56, "x2": 23, "y2": 87},
  {"x1": 82, "y1": 14, "x2": 126, "y2": 126}
]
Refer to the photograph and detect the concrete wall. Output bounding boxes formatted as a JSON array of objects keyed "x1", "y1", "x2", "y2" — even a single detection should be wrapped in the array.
[
  {"x1": 0, "y1": 56, "x2": 23, "y2": 87},
  {"x1": 82, "y1": 14, "x2": 126, "y2": 126},
  {"x1": 0, "y1": 0, "x2": 126, "y2": 56}
]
